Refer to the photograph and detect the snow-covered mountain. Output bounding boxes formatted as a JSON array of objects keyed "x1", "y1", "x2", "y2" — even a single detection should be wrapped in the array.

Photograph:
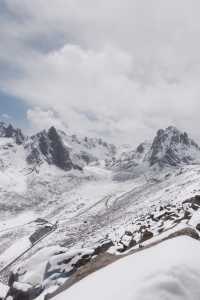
[
  {"x1": 149, "y1": 126, "x2": 200, "y2": 167},
  {"x1": 111, "y1": 126, "x2": 200, "y2": 176},
  {"x1": 0, "y1": 122, "x2": 116, "y2": 174},
  {"x1": 0, "y1": 122, "x2": 24, "y2": 145},
  {"x1": 1, "y1": 123, "x2": 199, "y2": 179},
  {"x1": 1, "y1": 123, "x2": 200, "y2": 299}
]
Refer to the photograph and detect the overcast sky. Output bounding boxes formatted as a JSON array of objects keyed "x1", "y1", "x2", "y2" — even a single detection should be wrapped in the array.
[{"x1": 0, "y1": 0, "x2": 200, "y2": 145}]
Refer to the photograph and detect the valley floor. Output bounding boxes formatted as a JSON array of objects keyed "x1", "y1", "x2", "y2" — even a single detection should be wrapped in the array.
[{"x1": 2, "y1": 164, "x2": 200, "y2": 299}]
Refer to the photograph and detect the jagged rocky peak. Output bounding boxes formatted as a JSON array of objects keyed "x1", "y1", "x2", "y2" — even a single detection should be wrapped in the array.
[
  {"x1": 26, "y1": 126, "x2": 82, "y2": 171},
  {"x1": 149, "y1": 126, "x2": 200, "y2": 167},
  {"x1": 136, "y1": 142, "x2": 147, "y2": 154},
  {"x1": 0, "y1": 122, "x2": 24, "y2": 145},
  {"x1": 111, "y1": 126, "x2": 200, "y2": 175},
  {"x1": 47, "y1": 126, "x2": 77, "y2": 171}
]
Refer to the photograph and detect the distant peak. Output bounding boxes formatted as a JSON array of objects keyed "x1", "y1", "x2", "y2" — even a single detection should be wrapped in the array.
[
  {"x1": 149, "y1": 126, "x2": 200, "y2": 167},
  {"x1": 166, "y1": 125, "x2": 179, "y2": 132},
  {"x1": 0, "y1": 121, "x2": 24, "y2": 144}
]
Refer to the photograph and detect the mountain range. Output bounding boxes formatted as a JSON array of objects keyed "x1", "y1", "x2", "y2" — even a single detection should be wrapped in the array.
[
  {"x1": 1, "y1": 122, "x2": 200, "y2": 176},
  {"x1": 1, "y1": 122, "x2": 200, "y2": 299}
]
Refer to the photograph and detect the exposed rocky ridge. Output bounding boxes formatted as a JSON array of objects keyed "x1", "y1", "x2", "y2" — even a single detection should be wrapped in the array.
[
  {"x1": 149, "y1": 126, "x2": 200, "y2": 167},
  {"x1": 26, "y1": 127, "x2": 81, "y2": 171},
  {"x1": 0, "y1": 122, "x2": 116, "y2": 173},
  {"x1": 1, "y1": 122, "x2": 199, "y2": 175},
  {"x1": 111, "y1": 126, "x2": 200, "y2": 174},
  {"x1": 0, "y1": 122, "x2": 24, "y2": 145},
  {"x1": 6, "y1": 194, "x2": 200, "y2": 300},
  {"x1": 2, "y1": 123, "x2": 200, "y2": 299}
]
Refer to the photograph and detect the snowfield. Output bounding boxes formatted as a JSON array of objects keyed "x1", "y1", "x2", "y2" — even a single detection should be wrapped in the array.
[
  {"x1": 3, "y1": 124, "x2": 200, "y2": 299},
  {"x1": 53, "y1": 236, "x2": 200, "y2": 300},
  {"x1": 0, "y1": 282, "x2": 9, "y2": 298},
  {"x1": 0, "y1": 237, "x2": 31, "y2": 270}
]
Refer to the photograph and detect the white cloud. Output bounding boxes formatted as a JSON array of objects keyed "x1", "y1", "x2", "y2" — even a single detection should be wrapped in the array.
[
  {"x1": 27, "y1": 107, "x2": 68, "y2": 132},
  {"x1": 1, "y1": 113, "x2": 12, "y2": 120},
  {"x1": 1, "y1": 0, "x2": 200, "y2": 145}
]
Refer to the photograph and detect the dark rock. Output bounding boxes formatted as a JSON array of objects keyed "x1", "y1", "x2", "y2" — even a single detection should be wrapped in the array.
[
  {"x1": 5, "y1": 124, "x2": 15, "y2": 138},
  {"x1": 29, "y1": 225, "x2": 53, "y2": 244},
  {"x1": 26, "y1": 148, "x2": 41, "y2": 164},
  {"x1": 94, "y1": 240, "x2": 114, "y2": 255},
  {"x1": 136, "y1": 143, "x2": 145, "y2": 153},
  {"x1": 39, "y1": 132, "x2": 49, "y2": 157},
  {"x1": 129, "y1": 239, "x2": 137, "y2": 248},
  {"x1": 15, "y1": 129, "x2": 24, "y2": 145},
  {"x1": 149, "y1": 126, "x2": 200, "y2": 167},
  {"x1": 0, "y1": 123, "x2": 24, "y2": 145},
  {"x1": 27, "y1": 127, "x2": 82, "y2": 171},
  {"x1": 6, "y1": 283, "x2": 42, "y2": 300},
  {"x1": 124, "y1": 231, "x2": 133, "y2": 237},
  {"x1": 168, "y1": 227, "x2": 199, "y2": 240},
  {"x1": 140, "y1": 230, "x2": 154, "y2": 242},
  {"x1": 183, "y1": 195, "x2": 200, "y2": 207},
  {"x1": 47, "y1": 127, "x2": 73, "y2": 171},
  {"x1": 191, "y1": 203, "x2": 199, "y2": 210}
]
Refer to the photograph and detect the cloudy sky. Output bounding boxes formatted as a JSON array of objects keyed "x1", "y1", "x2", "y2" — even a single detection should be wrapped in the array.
[{"x1": 0, "y1": 0, "x2": 200, "y2": 145}]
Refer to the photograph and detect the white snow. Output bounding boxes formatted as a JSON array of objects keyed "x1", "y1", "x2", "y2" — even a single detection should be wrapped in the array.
[
  {"x1": 14, "y1": 245, "x2": 65, "y2": 286},
  {"x1": 0, "y1": 237, "x2": 31, "y2": 270},
  {"x1": 14, "y1": 245, "x2": 94, "y2": 289},
  {"x1": 0, "y1": 282, "x2": 9, "y2": 298},
  {"x1": 189, "y1": 210, "x2": 200, "y2": 227},
  {"x1": 12, "y1": 282, "x2": 32, "y2": 292},
  {"x1": 0, "y1": 211, "x2": 36, "y2": 232},
  {"x1": 53, "y1": 236, "x2": 200, "y2": 300}
]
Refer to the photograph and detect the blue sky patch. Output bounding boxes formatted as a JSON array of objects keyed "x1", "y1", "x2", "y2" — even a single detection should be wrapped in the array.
[{"x1": 0, "y1": 90, "x2": 29, "y2": 129}]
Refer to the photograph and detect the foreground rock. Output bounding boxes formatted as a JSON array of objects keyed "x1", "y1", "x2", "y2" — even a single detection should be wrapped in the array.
[
  {"x1": 6, "y1": 194, "x2": 200, "y2": 300},
  {"x1": 6, "y1": 239, "x2": 114, "y2": 300}
]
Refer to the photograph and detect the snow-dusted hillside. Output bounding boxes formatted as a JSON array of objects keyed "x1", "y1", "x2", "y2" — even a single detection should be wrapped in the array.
[
  {"x1": 1, "y1": 123, "x2": 200, "y2": 299},
  {"x1": 53, "y1": 236, "x2": 200, "y2": 300},
  {"x1": 0, "y1": 122, "x2": 116, "y2": 216}
]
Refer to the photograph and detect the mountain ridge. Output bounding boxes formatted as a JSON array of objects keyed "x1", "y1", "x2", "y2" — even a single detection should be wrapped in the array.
[
  {"x1": 111, "y1": 126, "x2": 200, "y2": 175},
  {"x1": 1, "y1": 122, "x2": 200, "y2": 299},
  {"x1": 1, "y1": 122, "x2": 200, "y2": 176}
]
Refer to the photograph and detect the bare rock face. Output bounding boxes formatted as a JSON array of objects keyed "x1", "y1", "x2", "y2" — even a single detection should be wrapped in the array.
[
  {"x1": 112, "y1": 126, "x2": 200, "y2": 176},
  {"x1": 26, "y1": 127, "x2": 82, "y2": 171},
  {"x1": 6, "y1": 283, "x2": 41, "y2": 300},
  {"x1": 47, "y1": 126, "x2": 74, "y2": 171},
  {"x1": 0, "y1": 121, "x2": 115, "y2": 173},
  {"x1": 0, "y1": 122, "x2": 24, "y2": 145},
  {"x1": 140, "y1": 230, "x2": 154, "y2": 243},
  {"x1": 149, "y1": 126, "x2": 200, "y2": 167}
]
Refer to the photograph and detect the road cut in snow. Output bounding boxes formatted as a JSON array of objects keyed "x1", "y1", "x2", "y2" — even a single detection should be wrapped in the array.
[{"x1": 53, "y1": 236, "x2": 200, "y2": 300}]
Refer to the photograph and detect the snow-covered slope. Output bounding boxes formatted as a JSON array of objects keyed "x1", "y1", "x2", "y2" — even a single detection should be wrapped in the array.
[
  {"x1": 53, "y1": 236, "x2": 200, "y2": 300},
  {"x1": 0, "y1": 122, "x2": 117, "y2": 212},
  {"x1": 1, "y1": 123, "x2": 200, "y2": 299}
]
